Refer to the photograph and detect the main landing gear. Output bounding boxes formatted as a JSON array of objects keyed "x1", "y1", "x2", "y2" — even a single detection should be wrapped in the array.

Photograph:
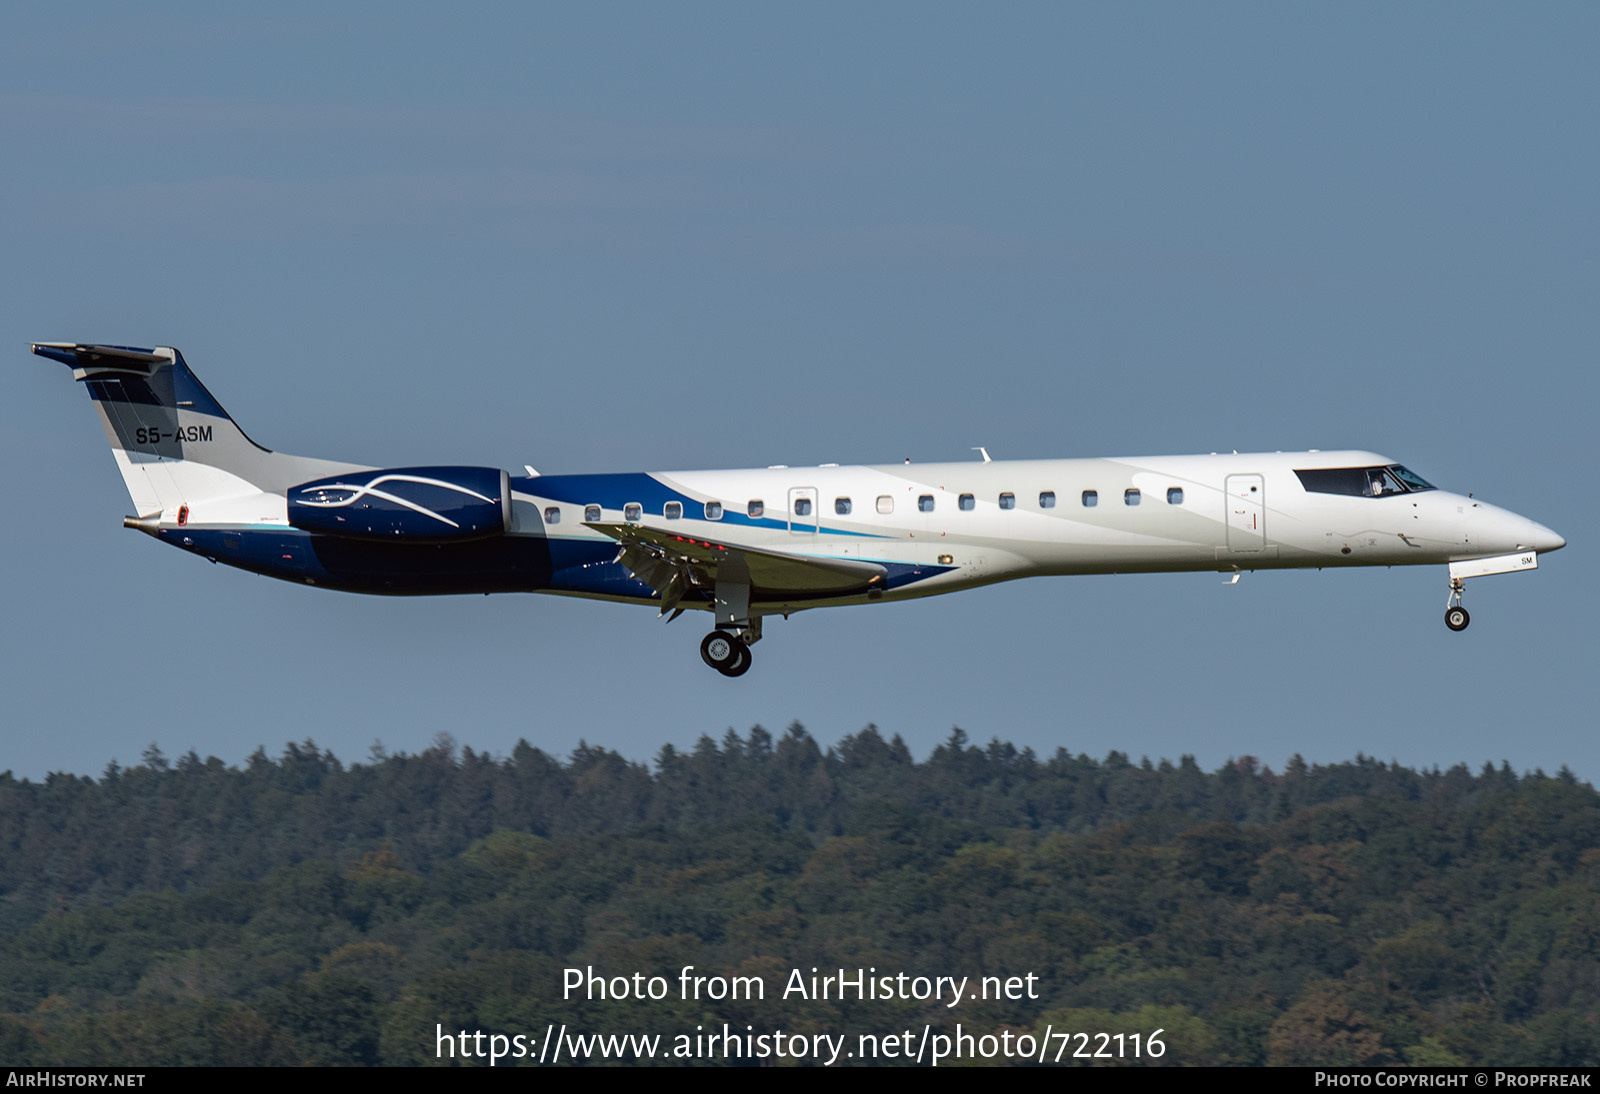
[
  {"x1": 699, "y1": 573, "x2": 761, "y2": 676},
  {"x1": 1444, "y1": 576, "x2": 1470, "y2": 631},
  {"x1": 700, "y1": 630, "x2": 752, "y2": 677}
]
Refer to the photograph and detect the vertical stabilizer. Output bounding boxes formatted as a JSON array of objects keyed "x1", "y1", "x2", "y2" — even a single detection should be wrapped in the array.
[{"x1": 32, "y1": 342, "x2": 364, "y2": 523}]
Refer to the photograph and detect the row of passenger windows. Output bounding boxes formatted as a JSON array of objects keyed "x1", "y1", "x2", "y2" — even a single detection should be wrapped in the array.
[{"x1": 542, "y1": 488, "x2": 1187, "y2": 524}]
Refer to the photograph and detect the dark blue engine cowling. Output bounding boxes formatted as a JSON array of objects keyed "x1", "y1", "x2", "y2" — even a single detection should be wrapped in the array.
[{"x1": 287, "y1": 466, "x2": 511, "y2": 542}]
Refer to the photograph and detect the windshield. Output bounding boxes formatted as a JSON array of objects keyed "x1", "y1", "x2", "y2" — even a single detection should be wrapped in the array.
[
  {"x1": 1295, "y1": 465, "x2": 1437, "y2": 497},
  {"x1": 1389, "y1": 465, "x2": 1436, "y2": 492}
]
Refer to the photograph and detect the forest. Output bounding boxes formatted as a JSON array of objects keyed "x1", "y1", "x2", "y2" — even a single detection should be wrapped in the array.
[{"x1": 1, "y1": 726, "x2": 1597, "y2": 1065}]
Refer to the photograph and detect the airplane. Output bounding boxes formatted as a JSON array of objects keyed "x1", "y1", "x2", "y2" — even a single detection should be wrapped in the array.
[{"x1": 33, "y1": 341, "x2": 1565, "y2": 676}]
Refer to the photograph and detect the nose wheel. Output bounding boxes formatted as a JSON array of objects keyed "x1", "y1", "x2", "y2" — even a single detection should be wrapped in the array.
[
  {"x1": 700, "y1": 630, "x2": 753, "y2": 676},
  {"x1": 1444, "y1": 577, "x2": 1470, "y2": 631}
]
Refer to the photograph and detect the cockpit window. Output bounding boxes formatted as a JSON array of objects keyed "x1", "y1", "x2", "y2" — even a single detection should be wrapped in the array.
[
  {"x1": 1364, "y1": 468, "x2": 1401, "y2": 497},
  {"x1": 1389, "y1": 465, "x2": 1436, "y2": 492},
  {"x1": 1295, "y1": 465, "x2": 1437, "y2": 497}
]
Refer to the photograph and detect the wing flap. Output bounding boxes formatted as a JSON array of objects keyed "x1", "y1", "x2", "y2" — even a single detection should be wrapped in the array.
[{"x1": 587, "y1": 522, "x2": 887, "y2": 600}]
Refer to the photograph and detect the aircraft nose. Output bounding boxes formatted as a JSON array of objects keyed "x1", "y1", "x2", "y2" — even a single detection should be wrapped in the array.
[
  {"x1": 1467, "y1": 502, "x2": 1566, "y2": 556},
  {"x1": 1526, "y1": 522, "x2": 1565, "y2": 553}
]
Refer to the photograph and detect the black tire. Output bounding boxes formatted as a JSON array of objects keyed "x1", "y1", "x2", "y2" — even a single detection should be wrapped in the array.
[
  {"x1": 722, "y1": 643, "x2": 752, "y2": 677},
  {"x1": 701, "y1": 631, "x2": 740, "y2": 670},
  {"x1": 1445, "y1": 606, "x2": 1470, "y2": 631}
]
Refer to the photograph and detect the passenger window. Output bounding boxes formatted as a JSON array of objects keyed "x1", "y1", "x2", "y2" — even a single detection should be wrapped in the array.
[
  {"x1": 959, "y1": 493, "x2": 974, "y2": 511},
  {"x1": 544, "y1": 507, "x2": 561, "y2": 524},
  {"x1": 1167, "y1": 487, "x2": 1183, "y2": 505},
  {"x1": 794, "y1": 498, "x2": 812, "y2": 517},
  {"x1": 877, "y1": 495, "x2": 894, "y2": 515},
  {"x1": 835, "y1": 497, "x2": 851, "y2": 515},
  {"x1": 918, "y1": 494, "x2": 935, "y2": 513},
  {"x1": 705, "y1": 501, "x2": 723, "y2": 520},
  {"x1": 1039, "y1": 491, "x2": 1056, "y2": 508},
  {"x1": 748, "y1": 500, "x2": 764, "y2": 518},
  {"x1": 1125, "y1": 488, "x2": 1141, "y2": 506},
  {"x1": 664, "y1": 502, "x2": 682, "y2": 520},
  {"x1": 584, "y1": 504, "x2": 601, "y2": 522},
  {"x1": 999, "y1": 492, "x2": 1015, "y2": 510},
  {"x1": 624, "y1": 503, "x2": 642, "y2": 522},
  {"x1": 1082, "y1": 490, "x2": 1098, "y2": 508}
]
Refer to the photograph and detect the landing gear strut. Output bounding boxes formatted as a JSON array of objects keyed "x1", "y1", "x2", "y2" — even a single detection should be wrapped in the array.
[
  {"x1": 1445, "y1": 577, "x2": 1470, "y2": 631},
  {"x1": 699, "y1": 573, "x2": 760, "y2": 676}
]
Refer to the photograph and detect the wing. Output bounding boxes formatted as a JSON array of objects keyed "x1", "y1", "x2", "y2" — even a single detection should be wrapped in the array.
[{"x1": 586, "y1": 522, "x2": 887, "y2": 614}]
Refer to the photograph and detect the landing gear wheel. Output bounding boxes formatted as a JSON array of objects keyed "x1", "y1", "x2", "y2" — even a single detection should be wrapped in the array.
[
  {"x1": 700, "y1": 631, "x2": 740, "y2": 672},
  {"x1": 1445, "y1": 606, "x2": 1470, "y2": 632},
  {"x1": 723, "y1": 643, "x2": 752, "y2": 677}
]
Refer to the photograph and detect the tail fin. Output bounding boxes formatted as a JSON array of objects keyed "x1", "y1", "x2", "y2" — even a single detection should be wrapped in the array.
[{"x1": 33, "y1": 343, "x2": 361, "y2": 523}]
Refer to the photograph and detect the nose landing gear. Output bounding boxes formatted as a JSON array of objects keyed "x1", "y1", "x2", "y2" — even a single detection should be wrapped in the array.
[{"x1": 1444, "y1": 577, "x2": 1470, "y2": 631}]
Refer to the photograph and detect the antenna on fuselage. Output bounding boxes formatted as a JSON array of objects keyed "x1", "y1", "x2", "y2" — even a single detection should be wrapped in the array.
[{"x1": 972, "y1": 447, "x2": 992, "y2": 462}]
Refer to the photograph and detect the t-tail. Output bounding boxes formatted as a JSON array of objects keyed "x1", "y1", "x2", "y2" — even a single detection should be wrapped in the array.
[{"x1": 32, "y1": 342, "x2": 362, "y2": 532}]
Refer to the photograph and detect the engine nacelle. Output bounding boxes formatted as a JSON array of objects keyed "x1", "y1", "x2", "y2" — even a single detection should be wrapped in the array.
[{"x1": 287, "y1": 466, "x2": 511, "y2": 542}]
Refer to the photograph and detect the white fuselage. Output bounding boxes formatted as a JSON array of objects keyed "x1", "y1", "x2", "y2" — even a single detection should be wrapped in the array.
[{"x1": 511, "y1": 449, "x2": 1563, "y2": 614}]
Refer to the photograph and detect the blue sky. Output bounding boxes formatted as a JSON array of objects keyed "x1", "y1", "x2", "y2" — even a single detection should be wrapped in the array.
[{"x1": 2, "y1": 4, "x2": 1594, "y2": 781}]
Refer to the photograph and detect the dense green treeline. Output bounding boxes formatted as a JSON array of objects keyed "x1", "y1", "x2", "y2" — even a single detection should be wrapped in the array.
[
  {"x1": 0, "y1": 726, "x2": 1557, "y2": 929},
  {"x1": 1, "y1": 728, "x2": 1597, "y2": 1065}
]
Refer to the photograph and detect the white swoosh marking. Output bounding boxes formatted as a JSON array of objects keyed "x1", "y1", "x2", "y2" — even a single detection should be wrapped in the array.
[{"x1": 296, "y1": 474, "x2": 496, "y2": 529}]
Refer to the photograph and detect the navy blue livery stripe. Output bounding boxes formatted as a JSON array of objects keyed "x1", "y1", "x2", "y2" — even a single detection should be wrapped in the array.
[{"x1": 159, "y1": 527, "x2": 951, "y2": 601}]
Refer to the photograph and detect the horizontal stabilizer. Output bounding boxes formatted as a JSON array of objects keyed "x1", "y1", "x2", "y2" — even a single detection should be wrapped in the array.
[{"x1": 32, "y1": 343, "x2": 168, "y2": 373}]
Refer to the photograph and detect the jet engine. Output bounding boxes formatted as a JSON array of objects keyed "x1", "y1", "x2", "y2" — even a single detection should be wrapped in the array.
[{"x1": 286, "y1": 466, "x2": 510, "y2": 542}]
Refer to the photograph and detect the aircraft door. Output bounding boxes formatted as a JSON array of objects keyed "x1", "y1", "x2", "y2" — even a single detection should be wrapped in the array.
[
  {"x1": 1225, "y1": 474, "x2": 1266, "y2": 553},
  {"x1": 788, "y1": 487, "x2": 818, "y2": 537}
]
